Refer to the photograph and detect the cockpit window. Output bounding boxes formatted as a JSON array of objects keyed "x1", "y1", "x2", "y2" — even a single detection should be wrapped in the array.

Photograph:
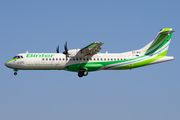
[
  {"x1": 13, "y1": 55, "x2": 23, "y2": 59},
  {"x1": 13, "y1": 56, "x2": 18, "y2": 59}
]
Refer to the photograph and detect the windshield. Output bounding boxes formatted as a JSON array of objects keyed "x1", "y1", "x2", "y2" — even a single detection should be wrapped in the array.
[{"x1": 13, "y1": 55, "x2": 23, "y2": 59}]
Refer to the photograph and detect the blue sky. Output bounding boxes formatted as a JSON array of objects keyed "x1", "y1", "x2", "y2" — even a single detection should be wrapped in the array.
[{"x1": 1, "y1": 0, "x2": 180, "y2": 120}]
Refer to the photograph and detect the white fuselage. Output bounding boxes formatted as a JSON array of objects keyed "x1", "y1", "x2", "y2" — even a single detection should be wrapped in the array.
[{"x1": 6, "y1": 52, "x2": 133, "y2": 70}]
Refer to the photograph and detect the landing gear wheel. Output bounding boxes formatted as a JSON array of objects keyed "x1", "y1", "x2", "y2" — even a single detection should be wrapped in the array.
[
  {"x1": 14, "y1": 72, "x2": 17, "y2": 76},
  {"x1": 78, "y1": 67, "x2": 89, "y2": 77},
  {"x1": 78, "y1": 72, "x2": 84, "y2": 77},
  {"x1": 83, "y1": 70, "x2": 88, "y2": 76}
]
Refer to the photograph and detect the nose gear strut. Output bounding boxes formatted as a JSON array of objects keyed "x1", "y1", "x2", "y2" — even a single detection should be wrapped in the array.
[{"x1": 13, "y1": 69, "x2": 18, "y2": 76}]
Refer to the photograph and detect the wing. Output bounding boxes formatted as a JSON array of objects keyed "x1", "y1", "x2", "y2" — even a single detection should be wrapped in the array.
[{"x1": 80, "y1": 42, "x2": 104, "y2": 55}]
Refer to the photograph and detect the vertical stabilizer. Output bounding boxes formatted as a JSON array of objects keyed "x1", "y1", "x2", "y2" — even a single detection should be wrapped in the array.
[{"x1": 139, "y1": 28, "x2": 174, "y2": 56}]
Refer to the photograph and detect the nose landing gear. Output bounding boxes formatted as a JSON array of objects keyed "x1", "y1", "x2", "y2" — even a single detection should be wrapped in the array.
[
  {"x1": 14, "y1": 72, "x2": 17, "y2": 75},
  {"x1": 14, "y1": 69, "x2": 18, "y2": 76}
]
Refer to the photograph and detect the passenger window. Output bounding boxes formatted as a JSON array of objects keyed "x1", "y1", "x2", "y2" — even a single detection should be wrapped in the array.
[
  {"x1": 63, "y1": 58, "x2": 65, "y2": 61},
  {"x1": 108, "y1": 58, "x2": 109, "y2": 61},
  {"x1": 114, "y1": 58, "x2": 116, "y2": 61},
  {"x1": 56, "y1": 58, "x2": 58, "y2": 61},
  {"x1": 46, "y1": 58, "x2": 48, "y2": 61},
  {"x1": 21, "y1": 56, "x2": 23, "y2": 58},
  {"x1": 87, "y1": 58, "x2": 89, "y2": 61},
  {"x1": 101, "y1": 58, "x2": 103, "y2": 61},
  {"x1": 53, "y1": 58, "x2": 54, "y2": 61},
  {"x1": 83, "y1": 58, "x2": 86, "y2": 61},
  {"x1": 111, "y1": 58, "x2": 113, "y2": 61},
  {"x1": 104, "y1": 58, "x2": 106, "y2": 61},
  {"x1": 49, "y1": 58, "x2": 51, "y2": 61},
  {"x1": 76, "y1": 58, "x2": 78, "y2": 61},
  {"x1": 80, "y1": 58, "x2": 82, "y2": 61},
  {"x1": 59, "y1": 58, "x2": 61, "y2": 61},
  {"x1": 42, "y1": 58, "x2": 44, "y2": 61},
  {"x1": 94, "y1": 58, "x2": 96, "y2": 61},
  {"x1": 97, "y1": 58, "x2": 99, "y2": 61}
]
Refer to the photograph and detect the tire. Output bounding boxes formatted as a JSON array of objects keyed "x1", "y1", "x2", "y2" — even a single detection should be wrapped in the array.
[
  {"x1": 78, "y1": 72, "x2": 84, "y2": 77},
  {"x1": 14, "y1": 72, "x2": 17, "y2": 75},
  {"x1": 83, "y1": 71, "x2": 88, "y2": 76}
]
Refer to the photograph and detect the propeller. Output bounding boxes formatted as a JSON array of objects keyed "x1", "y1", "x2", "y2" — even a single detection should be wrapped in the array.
[
  {"x1": 63, "y1": 41, "x2": 68, "y2": 54},
  {"x1": 63, "y1": 41, "x2": 69, "y2": 60},
  {"x1": 56, "y1": 45, "x2": 59, "y2": 53},
  {"x1": 56, "y1": 41, "x2": 69, "y2": 60}
]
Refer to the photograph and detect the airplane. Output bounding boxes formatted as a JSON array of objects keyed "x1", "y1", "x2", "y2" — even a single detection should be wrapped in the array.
[{"x1": 5, "y1": 28, "x2": 175, "y2": 77}]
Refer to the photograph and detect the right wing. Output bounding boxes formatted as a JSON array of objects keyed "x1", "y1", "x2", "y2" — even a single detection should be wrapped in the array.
[{"x1": 80, "y1": 42, "x2": 104, "y2": 56}]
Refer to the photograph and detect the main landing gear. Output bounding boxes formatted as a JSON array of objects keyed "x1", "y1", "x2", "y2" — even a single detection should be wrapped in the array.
[{"x1": 78, "y1": 69, "x2": 88, "y2": 77}]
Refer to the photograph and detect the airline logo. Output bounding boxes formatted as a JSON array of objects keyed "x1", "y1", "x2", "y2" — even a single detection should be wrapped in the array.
[{"x1": 26, "y1": 54, "x2": 55, "y2": 58}]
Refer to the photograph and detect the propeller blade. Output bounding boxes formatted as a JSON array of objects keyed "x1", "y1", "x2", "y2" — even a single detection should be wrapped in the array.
[
  {"x1": 64, "y1": 41, "x2": 68, "y2": 53},
  {"x1": 56, "y1": 45, "x2": 59, "y2": 53},
  {"x1": 63, "y1": 41, "x2": 68, "y2": 55}
]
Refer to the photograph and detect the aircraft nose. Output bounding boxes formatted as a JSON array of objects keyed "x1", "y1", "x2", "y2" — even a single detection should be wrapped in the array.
[
  {"x1": 5, "y1": 60, "x2": 13, "y2": 67},
  {"x1": 5, "y1": 62, "x2": 10, "y2": 67}
]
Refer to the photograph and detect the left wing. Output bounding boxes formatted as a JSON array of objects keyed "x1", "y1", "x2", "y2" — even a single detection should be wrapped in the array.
[{"x1": 80, "y1": 42, "x2": 104, "y2": 55}]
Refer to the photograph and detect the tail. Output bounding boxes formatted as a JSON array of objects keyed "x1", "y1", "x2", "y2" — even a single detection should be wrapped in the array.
[{"x1": 139, "y1": 28, "x2": 175, "y2": 56}]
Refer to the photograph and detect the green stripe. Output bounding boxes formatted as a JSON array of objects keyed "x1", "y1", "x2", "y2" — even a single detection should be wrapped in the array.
[
  {"x1": 6, "y1": 58, "x2": 19, "y2": 63},
  {"x1": 163, "y1": 28, "x2": 171, "y2": 32},
  {"x1": 132, "y1": 50, "x2": 168, "y2": 68},
  {"x1": 66, "y1": 59, "x2": 129, "y2": 72},
  {"x1": 88, "y1": 43, "x2": 98, "y2": 48},
  {"x1": 145, "y1": 33, "x2": 172, "y2": 55},
  {"x1": 146, "y1": 33, "x2": 168, "y2": 52},
  {"x1": 114, "y1": 50, "x2": 168, "y2": 70}
]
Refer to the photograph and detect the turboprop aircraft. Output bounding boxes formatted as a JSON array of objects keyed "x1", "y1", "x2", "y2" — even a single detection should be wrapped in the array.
[{"x1": 5, "y1": 28, "x2": 174, "y2": 77}]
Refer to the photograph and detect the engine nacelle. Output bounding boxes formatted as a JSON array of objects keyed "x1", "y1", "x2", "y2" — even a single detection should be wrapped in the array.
[
  {"x1": 68, "y1": 49, "x2": 79, "y2": 55},
  {"x1": 67, "y1": 49, "x2": 84, "y2": 57}
]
